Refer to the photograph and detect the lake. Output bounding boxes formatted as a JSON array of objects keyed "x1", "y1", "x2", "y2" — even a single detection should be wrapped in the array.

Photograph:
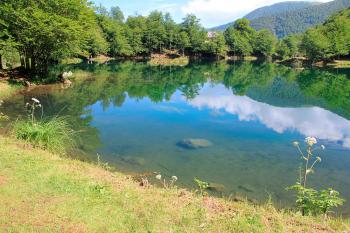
[{"x1": 2, "y1": 61, "x2": 350, "y2": 214}]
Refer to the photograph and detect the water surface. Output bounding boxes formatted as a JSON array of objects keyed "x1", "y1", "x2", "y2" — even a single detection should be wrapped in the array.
[{"x1": 2, "y1": 61, "x2": 350, "y2": 213}]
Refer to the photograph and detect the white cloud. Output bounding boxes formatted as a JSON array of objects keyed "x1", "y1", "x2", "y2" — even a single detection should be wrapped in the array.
[
  {"x1": 189, "y1": 84, "x2": 350, "y2": 148},
  {"x1": 181, "y1": 0, "x2": 333, "y2": 27}
]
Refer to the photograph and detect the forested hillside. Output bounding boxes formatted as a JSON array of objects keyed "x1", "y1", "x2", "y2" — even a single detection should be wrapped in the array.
[
  {"x1": 245, "y1": 1, "x2": 320, "y2": 20},
  {"x1": 213, "y1": 0, "x2": 350, "y2": 38}
]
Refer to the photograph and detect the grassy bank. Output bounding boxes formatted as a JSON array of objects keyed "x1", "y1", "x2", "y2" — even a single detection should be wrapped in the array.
[
  {"x1": 148, "y1": 56, "x2": 189, "y2": 67},
  {"x1": 0, "y1": 136, "x2": 349, "y2": 232}
]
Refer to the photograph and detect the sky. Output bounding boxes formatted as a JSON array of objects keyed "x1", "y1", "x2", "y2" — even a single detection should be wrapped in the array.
[{"x1": 92, "y1": 0, "x2": 333, "y2": 28}]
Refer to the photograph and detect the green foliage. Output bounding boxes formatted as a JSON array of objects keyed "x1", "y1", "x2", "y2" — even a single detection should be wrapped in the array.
[
  {"x1": 254, "y1": 29, "x2": 277, "y2": 57},
  {"x1": 194, "y1": 178, "x2": 209, "y2": 195},
  {"x1": 288, "y1": 184, "x2": 345, "y2": 216},
  {"x1": 14, "y1": 117, "x2": 75, "y2": 154},
  {"x1": 288, "y1": 138, "x2": 345, "y2": 216}
]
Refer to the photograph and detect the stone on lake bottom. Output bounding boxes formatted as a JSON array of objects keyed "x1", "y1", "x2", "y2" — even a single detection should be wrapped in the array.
[{"x1": 177, "y1": 138, "x2": 213, "y2": 149}]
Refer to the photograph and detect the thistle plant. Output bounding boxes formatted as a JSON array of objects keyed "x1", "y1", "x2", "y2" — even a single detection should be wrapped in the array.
[
  {"x1": 25, "y1": 98, "x2": 43, "y2": 124},
  {"x1": 288, "y1": 137, "x2": 345, "y2": 216},
  {"x1": 155, "y1": 173, "x2": 178, "y2": 189}
]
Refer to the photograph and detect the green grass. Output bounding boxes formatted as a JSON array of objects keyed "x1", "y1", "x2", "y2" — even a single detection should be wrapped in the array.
[
  {"x1": 0, "y1": 136, "x2": 349, "y2": 232},
  {"x1": 13, "y1": 117, "x2": 75, "y2": 154}
]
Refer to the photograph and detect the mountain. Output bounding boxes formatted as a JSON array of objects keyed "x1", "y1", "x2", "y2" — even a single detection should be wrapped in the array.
[
  {"x1": 244, "y1": 1, "x2": 320, "y2": 20},
  {"x1": 211, "y1": 0, "x2": 350, "y2": 38}
]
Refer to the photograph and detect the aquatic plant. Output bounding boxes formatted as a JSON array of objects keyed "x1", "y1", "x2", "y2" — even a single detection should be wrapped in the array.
[{"x1": 288, "y1": 137, "x2": 345, "y2": 216}]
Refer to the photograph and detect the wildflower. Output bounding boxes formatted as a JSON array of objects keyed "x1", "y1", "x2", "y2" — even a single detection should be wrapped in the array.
[
  {"x1": 293, "y1": 141, "x2": 299, "y2": 147},
  {"x1": 306, "y1": 169, "x2": 313, "y2": 174},
  {"x1": 305, "y1": 137, "x2": 317, "y2": 146},
  {"x1": 330, "y1": 190, "x2": 334, "y2": 195},
  {"x1": 155, "y1": 174, "x2": 162, "y2": 180},
  {"x1": 31, "y1": 98, "x2": 40, "y2": 103},
  {"x1": 316, "y1": 157, "x2": 322, "y2": 162},
  {"x1": 321, "y1": 145, "x2": 325, "y2": 150},
  {"x1": 171, "y1": 176, "x2": 178, "y2": 182}
]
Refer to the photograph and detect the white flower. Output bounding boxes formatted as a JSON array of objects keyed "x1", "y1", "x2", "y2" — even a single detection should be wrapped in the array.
[
  {"x1": 305, "y1": 137, "x2": 317, "y2": 146},
  {"x1": 155, "y1": 174, "x2": 162, "y2": 180},
  {"x1": 330, "y1": 190, "x2": 334, "y2": 195},
  {"x1": 171, "y1": 176, "x2": 178, "y2": 182},
  {"x1": 321, "y1": 145, "x2": 326, "y2": 150},
  {"x1": 31, "y1": 98, "x2": 40, "y2": 103},
  {"x1": 293, "y1": 141, "x2": 299, "y2": 147}
]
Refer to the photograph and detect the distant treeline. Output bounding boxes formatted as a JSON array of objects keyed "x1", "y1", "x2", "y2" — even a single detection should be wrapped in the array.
[{"x1": 0, "y1": 0, "x2": 349, "y2": 77}]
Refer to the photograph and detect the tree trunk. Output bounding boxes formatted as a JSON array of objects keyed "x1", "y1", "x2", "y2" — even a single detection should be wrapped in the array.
[
  {"x1": 20, "y1": 53, "x2": 25, "y2": 68},
  {"x1": 25, "y1": 56, "x2": 30, "y2": 71},
  {"x1": 0, "y1": 54, "x2": 3, "y2": 70}
]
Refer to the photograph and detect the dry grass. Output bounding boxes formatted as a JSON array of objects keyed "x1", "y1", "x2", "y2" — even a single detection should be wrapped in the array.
[
  {"x1": 0, "y1": 82, "x2": 16, "y2": 99},
  {"x1": 327, "y1": 60, "x2": 350, "y2": 68},
  {"x1": 148, "y1": 56, "x2": 189, "y2": 67},
  {"x1": 0, "y1": 136, "x2": 349, "y2": 232}
]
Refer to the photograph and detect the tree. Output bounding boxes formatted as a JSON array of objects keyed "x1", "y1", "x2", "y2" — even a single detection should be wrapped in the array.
[
  {"x1": 178, "y1": 32, "x2": 190, "y2": 56},
  {"x1": 224, "y1": 19, "x2": 256, "y2": 57},
  {"x1": 1, "y1": 0, "x2": 98, "y2": 75},
  {"x1": 181, "y1": 14, "x2": 206, "y2": 54},
  {"x1": 125, "y1": 16, "x2": 148, "y2": 55},
  {"x1": 110, "y1": 6, "x2": 124, "y2": 23},
  {"x1": 301, "y1": 28, "x2": 331, "y2": 61},
  {"x1": 204, "y1": 32, "x2": 227, "y2": 58},
  {"x1": 254, "y1": 29, "x2": 277, "y2": 57},
  {"x1": 145, "y1": 11, "x2": 166, "y2": 53}
]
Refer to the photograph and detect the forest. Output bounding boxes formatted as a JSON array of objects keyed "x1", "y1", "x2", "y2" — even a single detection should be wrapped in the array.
[{"x1": 0, "y1": 0, "x2": 349, "y2": 79}]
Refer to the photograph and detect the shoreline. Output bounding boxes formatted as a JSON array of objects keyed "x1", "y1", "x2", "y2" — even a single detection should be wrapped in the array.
[
  {"x1": 1, "y1": 57, "x2": 350, "y2": 87},
  {"x1": 0, "y1": 135, "x2": 349, "y2": 232}
]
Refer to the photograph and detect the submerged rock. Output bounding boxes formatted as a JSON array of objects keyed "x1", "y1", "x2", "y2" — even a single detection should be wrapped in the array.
[
  {"x1": 119, "y1": 156, "x2": 145, "y2": 166},
  {"x1": 208, "y1": 183, "x2": 225, "y2": 192},
  {"x1": 238, "y1": 184, "x2": 255, "y2": 193},
  {"x1": 177, "y1": 138, "x2": 213, "y2": 149}
]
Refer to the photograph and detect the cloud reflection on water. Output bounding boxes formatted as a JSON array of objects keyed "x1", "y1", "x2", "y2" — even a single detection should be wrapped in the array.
[{"x1": 189, "y1": 85, "x2": 350, "y2": 148}]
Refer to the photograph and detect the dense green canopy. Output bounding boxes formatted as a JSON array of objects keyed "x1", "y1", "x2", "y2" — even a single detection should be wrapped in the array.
[{"x1": 0, "y1": 1, "x2": 349, "y2": 79}]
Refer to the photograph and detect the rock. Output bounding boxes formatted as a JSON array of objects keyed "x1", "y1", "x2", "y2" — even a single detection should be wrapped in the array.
[
  {"x1": 208, "y1": 183, "x2": 225, "y2": 192},
  {"x1": 238, "y1": 184, "x2": 255, "y2": 193},
  {"x1": 58, "y1": 71, "x2": 73, "y2": 84},
  {"x1": 119, "y1": 156, "x2": 145, "y2": 166},
  {"x1": 177, "y1": 138, "x2": 213, "y2": 149}
]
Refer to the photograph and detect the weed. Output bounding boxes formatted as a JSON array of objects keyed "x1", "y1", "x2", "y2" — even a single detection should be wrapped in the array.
[
  {"x1": 287, "y1": 137, "x2": 345, "y2": 216},
  {"x1": 194, "y1": 178, "x2": 209, "y2": 196}
]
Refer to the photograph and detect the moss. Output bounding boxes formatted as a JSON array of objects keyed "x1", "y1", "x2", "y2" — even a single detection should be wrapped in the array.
[{"x1": 0, "y1": 136, "x2": 349, "y2": 232}]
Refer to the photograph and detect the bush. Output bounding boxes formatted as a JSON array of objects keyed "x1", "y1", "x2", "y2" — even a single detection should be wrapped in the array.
[{"x1": 13, "y1": 117, "x2": 75, "y2": 154}]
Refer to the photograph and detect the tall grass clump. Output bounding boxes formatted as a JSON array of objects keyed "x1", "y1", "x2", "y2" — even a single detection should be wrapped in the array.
[{"x1": 13, "y1": 98, "x2": 74, "y2": 154}]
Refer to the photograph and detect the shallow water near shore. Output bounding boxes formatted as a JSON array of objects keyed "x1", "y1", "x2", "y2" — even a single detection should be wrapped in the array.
[{"x1": 2, "y1": 61, "x2": 350, "y2": 214}]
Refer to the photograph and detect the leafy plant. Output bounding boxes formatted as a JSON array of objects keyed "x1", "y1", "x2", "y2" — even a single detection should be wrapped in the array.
[
  {"x1": 194, "y1": 178, "x2": 209, "y2": 195},
  {"x1": 288, "y1": 137, "x2": 345, "y2": 216}
]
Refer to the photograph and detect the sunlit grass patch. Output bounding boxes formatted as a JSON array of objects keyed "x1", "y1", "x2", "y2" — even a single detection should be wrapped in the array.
[
  {"x1": 0, "y1": 82, "x2": 16, "y2": 99},
  {"x1": 13, "y1": 117, "x2": 75, "y2": 154},
  {"x1": 0, "y1": 136, "x2": 349, "y2": 232}
]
